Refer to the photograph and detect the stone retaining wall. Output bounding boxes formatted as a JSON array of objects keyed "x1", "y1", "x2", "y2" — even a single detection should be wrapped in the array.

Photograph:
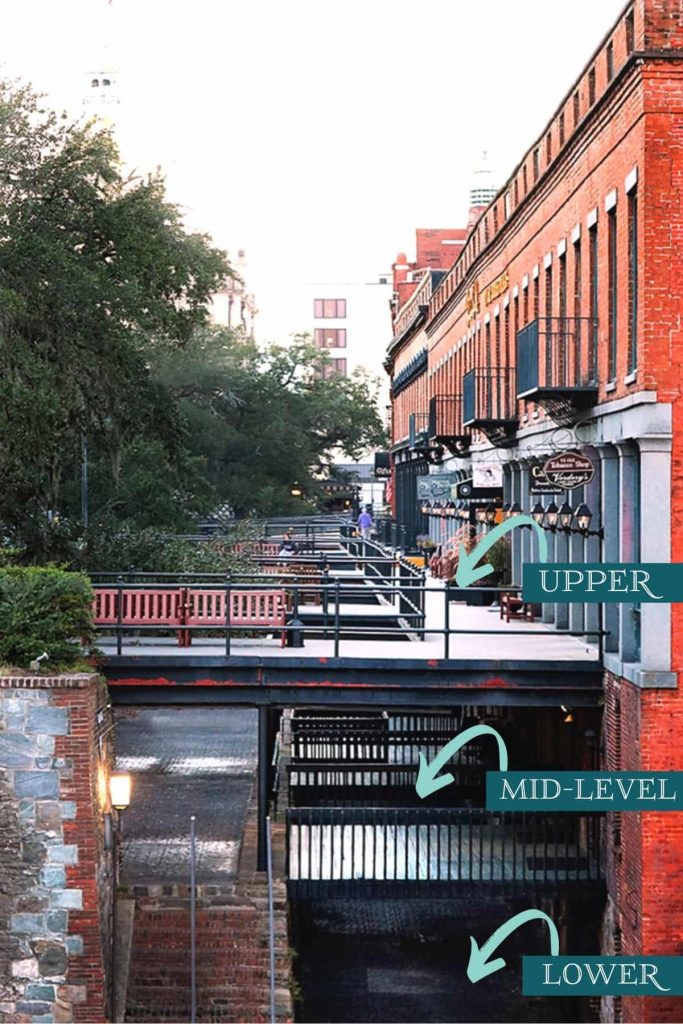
[{"x1": 0, "y1": 676, "x2": 113, "y2": 1024}]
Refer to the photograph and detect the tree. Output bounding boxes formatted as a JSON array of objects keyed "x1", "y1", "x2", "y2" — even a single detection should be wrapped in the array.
[
  {"x1": 0, "y1": 79, "x2": 231, "y2": 555},
  {"x1": 154, "y1": 331, "x2": 388, "y2": 516}
]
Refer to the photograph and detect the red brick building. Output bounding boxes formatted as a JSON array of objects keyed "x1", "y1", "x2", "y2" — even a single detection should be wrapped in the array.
[{"x1": 387, "y1": 3, "x2": 683, "y2": 1020}]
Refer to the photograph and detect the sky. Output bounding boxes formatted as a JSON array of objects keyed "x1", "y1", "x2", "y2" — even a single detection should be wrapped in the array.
[{"x1": 0, "y1": 0, "x2": 626, "y2": 343}]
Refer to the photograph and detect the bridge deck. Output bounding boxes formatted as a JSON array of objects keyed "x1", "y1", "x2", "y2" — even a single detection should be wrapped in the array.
[{"x1": 97, "y1": 594, "x2": 599, "y2": 663}]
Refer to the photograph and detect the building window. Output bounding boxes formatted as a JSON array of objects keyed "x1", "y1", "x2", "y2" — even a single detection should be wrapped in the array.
[
  {"x1": 589, "y1": 224, "x2": 598, "y2": 381},
  {"x1": 606, "y1": 42, "x2": 614, "y2": 82},
  {"x1": 333, "y1": 358, "x2": 347, "y2": 376},
  {"x1": 626, "y1": 8, "x2": 635, "y2": 51},
  {"x1": 558, "y1": 252, "x2": 567, "y2": 381},
  {"x1": 314, "y1": 328, "x2": 347, "y2": 349},
  {"x1": 523, "y1": 165, "x2": 528, "y2": 194},
  {"x1": 608, "y1": 207, "x2": 618, "y2": 381},
  {"x1": 514, "y1": 179, "x2": 519, "y2": 206},
  {"x1": 533, "y1": 147, "x2": 540, "y2": 181},
  {"x1": 573, "y1": 237, "x2": 582, "y2": 322},
  {"x1": 588, "y1": 66, "x2": 596, "y2": 105},
  {"x1": 504, "y1": 192, "x2": 511, "y2": 219},
  {"x1": 544, "y1": 264, "x2": 553, "y2": 382},
  {"x1": 314, "y1": 298, "x2": 346, "y2": 318},
  {"x1": 532, "y1": 275, "x2": 539, "y2": 320},
  {"x1": 493, "y1": 205, "x2": 499, "y2": 233},
  {"x1": 573, "y1": 90, "x2": 580, "y2": 125},
  {"x1": 558, "y1": 112, "x2": 565, "y2": 147},
  {"x1": 627, "y1": 189, "x2": 638, "y2": 375},
  {"x1": 546, "y1": 131, "x2": 552, "y2": 164},
  {"x1": 523, "y1": 284, "x2": 529, "y2": 326}
]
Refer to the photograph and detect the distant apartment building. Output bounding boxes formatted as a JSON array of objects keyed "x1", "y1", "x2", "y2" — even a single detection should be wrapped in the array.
[{"x1": 305, "y1": 274, "x2": 393, "y2": 397}]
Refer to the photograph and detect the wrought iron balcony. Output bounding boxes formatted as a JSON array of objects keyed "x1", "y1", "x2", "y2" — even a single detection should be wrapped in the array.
[
  {"x1": 408, "y1": 412, "x2": 429, "y2": 447},
  {"x1": 428, "y1": 396, "x2": 471, "y2": 457},
  {"x1": 462, "y1": 367, "x2": 518, "y2": 447},
  {"x1": 408, "y1": 411, "x2": 443, "y2": 463},
  {"x1": 516, "y1": 317, "x2": 599, "y2": 424}
]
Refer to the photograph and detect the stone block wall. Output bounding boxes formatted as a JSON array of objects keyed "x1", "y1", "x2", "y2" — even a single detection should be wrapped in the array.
[{"x1": 0, "y1": 676, "x2": 114, "y2": 1024}]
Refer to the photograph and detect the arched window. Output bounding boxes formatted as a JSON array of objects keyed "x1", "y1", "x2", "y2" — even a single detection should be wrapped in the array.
[
  {"x1": 102, "y1": 79, "x2": 111, "y2": 86},
  {"x1": 91, "y1": 78, "x2": 100, "y2": 87}
]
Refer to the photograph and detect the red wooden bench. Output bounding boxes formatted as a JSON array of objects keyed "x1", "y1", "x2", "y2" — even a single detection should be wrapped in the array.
[
  {"x1": 183, "y1": 588, "x2": 289, "y2": 647},
  {"x1": 92, "y1": 587, "x2": 290, "y2": 647}
]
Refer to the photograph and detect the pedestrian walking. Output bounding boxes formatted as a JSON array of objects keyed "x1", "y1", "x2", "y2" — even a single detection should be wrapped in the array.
[{"x1": 357, "y1": 507, "x2": 374, "y2": 541}]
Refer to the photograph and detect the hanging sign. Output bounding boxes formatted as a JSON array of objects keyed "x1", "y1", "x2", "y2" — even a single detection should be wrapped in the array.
[
  {"x1": 542, "y1": 451, "x2": 595, "y2": 490},
  {"x1": 529, "y1": 460, "x2": 563, "y2": 496},
  {"x1": 374, "y1": 452, "x2": 391, "y2": 479},
  {"x1": 472, "y1": 463, "x2": 503, "y2": 488},
  {"x1": 417, "y1": 473, "x2": 460, "y2": 501}
]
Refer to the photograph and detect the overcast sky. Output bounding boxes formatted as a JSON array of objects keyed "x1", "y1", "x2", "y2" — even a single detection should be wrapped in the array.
[{"x1": 1, "y1": 0, "x2": 625, "y2": 341}]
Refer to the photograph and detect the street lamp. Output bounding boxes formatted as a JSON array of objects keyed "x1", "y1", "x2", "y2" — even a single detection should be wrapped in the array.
[
  {"x1": 109, "y1": 773, "x2": 132, "y2": 811},
  {"x1": 508, "y1": 502, "x2": 522, "y2": 518},
  {"x1": 531, "y1": 502, "x2": 545, "y2": 525},
  {"x1": 545, "y1": 501, "x2": 559, "y2": 528},
  {"x1": 485, "y1": 504, "x2": 497, "y2": 525},
  {"x1": 105, "y1": 772, "x2": 132, "y2": 1020},
  {"x1": 559, "y1": 502, "x2": 574, "y2": 530},
  {"x1": 291, "y1": 486, "x2": 303, "y2": 498}
]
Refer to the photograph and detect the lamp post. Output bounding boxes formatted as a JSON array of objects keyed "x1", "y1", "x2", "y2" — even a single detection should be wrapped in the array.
[{"x1": 105, "y1": 772, "x2": 132, "y2": 1021}]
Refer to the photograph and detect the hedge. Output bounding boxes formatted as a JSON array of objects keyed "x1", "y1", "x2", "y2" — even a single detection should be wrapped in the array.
[{"x1": 0, "y1": 567, "x2": 94, "y2": 669}]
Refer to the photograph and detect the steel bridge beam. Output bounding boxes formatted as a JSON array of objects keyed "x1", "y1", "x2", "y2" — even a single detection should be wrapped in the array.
[{"x1": 104, "y1": 654, "x2": 603, "y2": 707}]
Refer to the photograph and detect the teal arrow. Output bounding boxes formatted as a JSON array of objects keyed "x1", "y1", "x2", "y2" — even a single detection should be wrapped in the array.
[
  {"x1": 454, "y1": 514, "x2": 548, "y2": 588},
  {"x1": 467, "y1": 909, "x2": 560, "y2": 983},
  {"x1": 415, "y1": 724, "x2": 508, "y2": 799}
]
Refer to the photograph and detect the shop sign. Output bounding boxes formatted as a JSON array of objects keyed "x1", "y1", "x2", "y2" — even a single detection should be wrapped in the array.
[
  {"x1": 417, "y1": 473, "x2": 460, "y2": 501},
  {"x1": 542, "y1": 451, "x2": 595, "y2": 490},
  {"x1": 374, "y1": 452, "x2": 391, "y2": 479},
  {"x1": 483, "y1": 270, "x2": 509, "y2": 307},
  {"x1": 529, "y1": 460, "x2": 563, "y2": 496},
  {"x1": 473, "y1": 463, "x2": 503, "y2": 488}
]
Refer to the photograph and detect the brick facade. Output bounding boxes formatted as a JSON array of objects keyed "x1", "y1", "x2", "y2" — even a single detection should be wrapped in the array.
[{"x1": 387, "y1": 2, "x2": 683, "y2": 1019}]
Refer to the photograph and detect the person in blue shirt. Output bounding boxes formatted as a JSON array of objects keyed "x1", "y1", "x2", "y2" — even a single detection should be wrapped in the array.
[{"x1": 357, "y1": 507, "x2": 374, "y2": 540}]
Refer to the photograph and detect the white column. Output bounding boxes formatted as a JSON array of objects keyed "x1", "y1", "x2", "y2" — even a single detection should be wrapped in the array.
[{"x1": 636, "y1": 436, "x2": 672, "y2": 673}]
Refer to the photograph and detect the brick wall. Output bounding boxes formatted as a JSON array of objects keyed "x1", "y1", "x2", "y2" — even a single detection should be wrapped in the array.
[
  {"x1": 125, "y1": 789, "x2": 292, "y2": 1024},
  {"x1": 0, "y1": 676, "x2": 113, "y2": 1024},
  {"x1": 603, "y1": 671, "x2": 683, "y2": 1023}
]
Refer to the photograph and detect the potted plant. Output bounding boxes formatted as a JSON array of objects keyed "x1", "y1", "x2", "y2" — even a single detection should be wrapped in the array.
[{"x1": 447, "y1": 534, "x2": 511, "y2": 606}]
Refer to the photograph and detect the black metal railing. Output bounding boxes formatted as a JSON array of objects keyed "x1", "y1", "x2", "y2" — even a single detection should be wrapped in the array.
[
  {"x1": 463, "y1": 367, "x2": 517, "y2": 425},
  {"x1": 408, "y1": 412, "x2": 430, "y2": 447},
  {"x1": 286, "y1": 762, "x2": 486, "y2": 807},
  {"x1": 428, "y1": 395, "x2": 466, "y2": 439},
  {"x1": 516, "y1": 317, "x2": 599, "y2": 397},
  {"x1": 91, "y1": 570, "x2": 606, "y2": 661},
  {"x1": 286, "y1": 806, "x2": 604, "y2": 898}
]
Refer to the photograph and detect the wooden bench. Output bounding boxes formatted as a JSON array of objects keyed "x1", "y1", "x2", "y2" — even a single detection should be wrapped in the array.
[
  {"x1": 262, "y1": 563, "x2": 322, "y2": 604},
  {"x1": 92, "y1": 587, "x2": 290, "y2": 647},
  {"x1": 500, "y1": 591, "x2": 536, "y2": 623},
  {"x1": 183, "y1": 588, "x2": 289, "y2": 646}
]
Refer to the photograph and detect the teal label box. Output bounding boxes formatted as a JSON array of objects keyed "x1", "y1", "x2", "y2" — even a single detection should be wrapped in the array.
[
  {"x1": 522, "y1": 562, "x2": 683, "y2": 603},
  {"x1": 486, "y1": 771, "x2": 683, "y2": 810},
  {"x1": 523, "y1": 956, "x2": 683, "y2": 996}
]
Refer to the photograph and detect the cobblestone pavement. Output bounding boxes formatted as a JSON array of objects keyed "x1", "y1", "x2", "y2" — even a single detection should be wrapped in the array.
[
  {"x1": 293, "y1": 897, "x2": 580, "y2": 1024},
  {"x1": 114, "y1": 707, "x2": 257, "y2": 885}
]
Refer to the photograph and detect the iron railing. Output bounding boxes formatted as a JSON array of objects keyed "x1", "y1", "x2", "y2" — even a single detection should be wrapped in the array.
[
  {"x1": 463, "y1": 367, "x2": 517, "y2": 425},
  {"x1": 286, "y1": 806, "x2": 604, "y2": 898},
  {"x1": 516, "y1": 317, "x2": 599, "y2": 397}
]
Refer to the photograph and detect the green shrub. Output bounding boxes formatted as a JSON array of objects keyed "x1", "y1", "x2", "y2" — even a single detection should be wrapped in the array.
[{"x1": 0, "y1": 567, "x2": 94, "y2": 670}]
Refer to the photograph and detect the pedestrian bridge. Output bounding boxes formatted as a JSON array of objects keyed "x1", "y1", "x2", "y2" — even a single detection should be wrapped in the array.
[
  {"x1": 286, "y1": 806, "x2": 604, "y2": 899},
  {"x1": 96, "y1": 525, "x2": 604, "y2": 709}
]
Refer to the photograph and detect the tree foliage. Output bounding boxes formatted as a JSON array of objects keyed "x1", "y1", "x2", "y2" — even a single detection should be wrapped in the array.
[{"x1": 0, "y1": 80, "x2": 388, "y2": 562}]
